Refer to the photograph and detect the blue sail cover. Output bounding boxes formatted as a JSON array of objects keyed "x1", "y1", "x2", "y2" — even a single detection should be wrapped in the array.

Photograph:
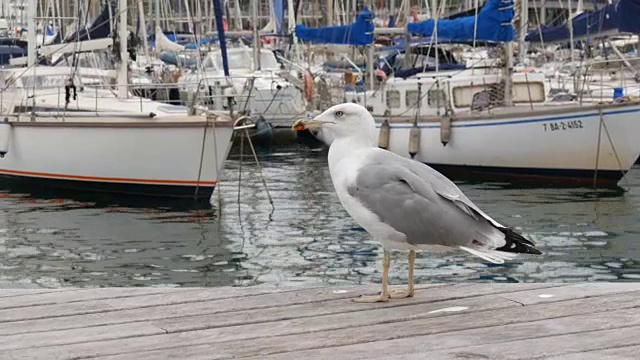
[
  {"x1": 525, "y1": 0, "x2": 640, "y2": 43},
  {"x1": 295, "y1": 8, "x2": 374, "y2": 45},
  {"x1": 212, "y1": 0, "x2": 230, "y2": 77},
  {"x1": 408, "y1": 0, "x2": 514, "y2": 43},
  {"x1": 273, "y1": 0, "x2": 286, "y2": 34},
  {"x1": 64, "y1": 1, "x2": 116, "y2": 42}
]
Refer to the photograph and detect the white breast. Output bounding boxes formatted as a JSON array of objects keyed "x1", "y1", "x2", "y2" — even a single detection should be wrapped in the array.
[{"x1": 329, "y1": 150, "x2": 408, "y2": 249}]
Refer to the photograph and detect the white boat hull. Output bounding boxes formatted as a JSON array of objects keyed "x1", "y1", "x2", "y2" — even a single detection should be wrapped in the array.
[
  {"x1": 380, "y1": 103, "x2": 640, "y2": 185},
  {"x1": 0, "y1": 117, "x2": 234, "y2": 198}
]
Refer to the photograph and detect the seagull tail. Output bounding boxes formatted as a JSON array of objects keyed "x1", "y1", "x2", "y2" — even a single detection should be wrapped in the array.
[
  {"x1": 459, "y1": 246, "x2": 518, "y2": 264},
  {"x1": 495, "y1": 228, "x2": 542, "y2": 255}
]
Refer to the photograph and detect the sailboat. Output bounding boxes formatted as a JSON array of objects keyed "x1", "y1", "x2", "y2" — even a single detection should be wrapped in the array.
[
  {"x1": 297, "y1": 0, "x2": 640, "y2": 186},
  {"x1": 0, "y1": 0, "x2": 235, "y2": 199}
]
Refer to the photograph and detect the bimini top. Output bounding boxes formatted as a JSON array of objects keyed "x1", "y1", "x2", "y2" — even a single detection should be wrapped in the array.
[
  {"x1": 408, "y1": 0, "x2": 515, "y2": 43},
  {"x1": 526, "y1": 0, "x2": 640, "y2": 43}
]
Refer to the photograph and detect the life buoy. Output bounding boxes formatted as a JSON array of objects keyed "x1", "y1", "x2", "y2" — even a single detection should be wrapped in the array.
[{"x1": 303, "y1": 71, "x2": 314, "y2": 103}]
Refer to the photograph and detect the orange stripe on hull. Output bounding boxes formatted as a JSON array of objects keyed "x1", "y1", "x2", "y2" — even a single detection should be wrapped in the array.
[{"x1": 0, "y1": 168, "x2": 216, "y2": 186}]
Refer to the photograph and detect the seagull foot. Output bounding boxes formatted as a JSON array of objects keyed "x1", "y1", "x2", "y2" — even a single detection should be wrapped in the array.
[
  {"x1": 352, "y1": 293, "x2": 390, "y2": 303},
  {"x1": 389, "y1": 288, "x2": 414, "y2": 299}
]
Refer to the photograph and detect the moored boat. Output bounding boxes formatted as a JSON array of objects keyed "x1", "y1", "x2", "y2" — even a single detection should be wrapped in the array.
[{"x1": 379, "y1": 101, "x2": 640, "y2": 186}]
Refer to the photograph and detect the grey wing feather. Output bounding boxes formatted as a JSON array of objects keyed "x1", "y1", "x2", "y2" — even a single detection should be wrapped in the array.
[
  {"x1": 347, "y1": 156, "x2": 504, "y2": 249},
  {"x1": 370, "y1": 149, "x2": 503, "y2": 228}
]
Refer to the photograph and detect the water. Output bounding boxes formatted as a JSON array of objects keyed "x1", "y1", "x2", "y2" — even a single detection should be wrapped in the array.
[{"x1": 0, "y1": 144, "x2": 639, "y2": 289}]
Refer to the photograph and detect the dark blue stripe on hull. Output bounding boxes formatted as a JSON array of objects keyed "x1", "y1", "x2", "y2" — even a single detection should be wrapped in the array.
[
  {"x1": 0, "y1": 174, "x2": 215, "y2": 199},
  {"x1": 426, "y1": 163, "x2": 625, "y2": 187}
]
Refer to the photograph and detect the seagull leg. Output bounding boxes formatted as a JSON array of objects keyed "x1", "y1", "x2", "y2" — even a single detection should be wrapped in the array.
[
  {"x1": 353, "y1": 250, "x2": 391, "y2": 303},
  {"x1": 389, "y1": 250, "x2": 415, "y2": 299}
]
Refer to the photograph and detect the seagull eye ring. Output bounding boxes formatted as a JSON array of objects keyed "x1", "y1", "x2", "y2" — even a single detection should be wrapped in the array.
[{"x1": 335, "y1": 110, "x2": 344, "y2": 117}]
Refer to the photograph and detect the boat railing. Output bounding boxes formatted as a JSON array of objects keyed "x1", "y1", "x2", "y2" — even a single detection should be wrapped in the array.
[{"x1": 0, "y1": 79, "x2": 251, "y2": 119}]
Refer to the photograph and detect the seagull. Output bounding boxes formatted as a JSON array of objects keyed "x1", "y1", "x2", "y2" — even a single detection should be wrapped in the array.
[{"x1": 292, "y1": 103, "x2": 542, "y2": 303}]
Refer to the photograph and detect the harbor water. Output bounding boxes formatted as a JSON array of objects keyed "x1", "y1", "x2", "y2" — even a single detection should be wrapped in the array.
[{"x1": 0, "y1": 144, "x2": 639, "y2": 289}]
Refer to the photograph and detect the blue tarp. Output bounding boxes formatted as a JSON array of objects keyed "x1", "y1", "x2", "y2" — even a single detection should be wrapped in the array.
[
  {"x1": 525, "y1": 0, "x2": 640, "y2": 43},
  {"x1": 408, "y1": 0, "x2": 514, "y2": 43},
  {"x1": 295, "y1": 8, "x2": 374, "y2": 45}
]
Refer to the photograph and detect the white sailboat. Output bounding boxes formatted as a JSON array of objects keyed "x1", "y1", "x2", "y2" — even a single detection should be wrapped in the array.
[
  {"x1": 0, "y1": 0, "x2": 235, "y2": 199},
  {"x1": 313, "y1": 0, "x2": 640, "y2": 185}
]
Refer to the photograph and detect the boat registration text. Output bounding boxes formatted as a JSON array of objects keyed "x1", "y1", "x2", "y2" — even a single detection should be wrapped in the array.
[{"x1": 542, "y1": 120, "x2": 584, "y2": 132}]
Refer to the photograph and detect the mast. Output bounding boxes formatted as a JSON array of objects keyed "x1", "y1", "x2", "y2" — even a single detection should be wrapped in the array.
[
  {"x1": 431, "y1": 0, "x2": 439, "y2": 72},
  {"x1": 27, "y1": 0, "x2": 36, "y2": 67},
  {"x1": 137, "y1": 0, "x2": 151, "y2": 63},
  {"x1": 326, "y1": 0, "x2": 333, "y2": 25},
  {"x1": 117, "y1": 0, "x2": 128, "y2": 99},
  {"x1": 155, "y1": 0, "x2": 160, "y2": 36},
  {"x1": 503, "y1": 0, "x2": 515, "y2": 108},
  {"x1": 404, "y1": 0, "x2": 411, "y2": 69},
  {"x1": 569, "y1": 0, "x2": 574, "y2": 62},
  {"x1": 252, "y1": 0, "x2": 261, "y2": 70},
  {"x1": 517, "y1": 0, "x2": 528, "y2": 64}
]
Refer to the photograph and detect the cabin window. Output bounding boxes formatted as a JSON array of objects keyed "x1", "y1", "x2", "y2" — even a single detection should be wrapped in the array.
[
  {"x1": 406, "y1": 90, "x2": 420, "y2": 107},
  {"x1": 428, "y1": 89, "x2": 446, "y2": 107},
  {"x1": 386, "y1": 90, "x2": 400, "y2": 108}
]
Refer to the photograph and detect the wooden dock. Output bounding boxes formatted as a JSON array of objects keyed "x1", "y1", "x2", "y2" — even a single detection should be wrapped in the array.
[{"x1": 1, "y1": 283, "x2": 639, "y2": 359}]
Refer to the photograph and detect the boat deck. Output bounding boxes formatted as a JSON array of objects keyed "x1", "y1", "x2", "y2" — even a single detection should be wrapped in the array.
[{"x1": 1, "y1": 283, "x2": 639, "y2": 359}]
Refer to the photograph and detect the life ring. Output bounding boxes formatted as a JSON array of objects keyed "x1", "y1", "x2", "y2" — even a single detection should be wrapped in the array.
[{"x1": 303, "y1": 71, "x2": 314, "y2": 103}]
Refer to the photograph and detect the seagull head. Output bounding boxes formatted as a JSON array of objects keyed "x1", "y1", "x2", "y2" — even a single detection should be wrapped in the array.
[{"x1": 292, "y1": 103, "x2": 376, "y2": 146}]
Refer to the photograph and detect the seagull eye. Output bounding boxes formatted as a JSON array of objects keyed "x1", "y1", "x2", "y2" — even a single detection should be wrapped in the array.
[{"x1": 335, "y1": 110, "x2": 344, "y2": 118}]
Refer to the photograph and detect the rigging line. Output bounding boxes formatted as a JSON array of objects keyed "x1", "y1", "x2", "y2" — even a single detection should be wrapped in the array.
[
  {"x1": 593, "y1": 107, "x2": 603, "y2": 190},
  {"x1": 600, "y1": 109, "x2": 630, "y2": 190},
  {"x1": 194, "y1": 116, "x2": 209, "y2": 200},
  {"x1": 244, "y1": 127, "x2": 275, "y2": 214}
]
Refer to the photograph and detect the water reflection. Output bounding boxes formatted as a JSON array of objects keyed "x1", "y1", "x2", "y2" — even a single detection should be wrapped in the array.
[{"x1": 0, "y1": 144, "x2": 639, "y2": 288}]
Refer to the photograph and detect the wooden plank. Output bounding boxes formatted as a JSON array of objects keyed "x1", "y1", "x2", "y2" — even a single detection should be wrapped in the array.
[
  {"x1": 0, "y1": 285, "x2": 330, "y2": 323},
  {"x1": 0, "y1": 283, "x2": 543, "y2": 335},
  {"x1": 541, "y1": 344, "x2": 640, "y2": 360},
  {"x1": 8, "y1": 287, "x2": 638, "y2": 360},
  {"x1": 0, "y1": 323, "x2": 165, "y2": 351},
  {"x1": 0, "y1": 288, "x2": 191, "y2": 310},
  {"x1": 498, "y1": 283, "x2": 640, "y2": 305},
  {"x1": 405, "y1": 325, "x2": 640, "y2": 360},
  {"x1": 372, "y1": 343, "x2": 640, "y2": 360},
  {"x1": 235, "y1": 309, "x2": 640, "y2": 360},
  {"x1": 153, "y1": 293, "x2": 518, "y2": 334},
  {"x1": 0, "y1": 284, "x2": 304, "y2": 310},
  {"x1": 0, "y1": 289, "x2": 71, "y2": 299}
]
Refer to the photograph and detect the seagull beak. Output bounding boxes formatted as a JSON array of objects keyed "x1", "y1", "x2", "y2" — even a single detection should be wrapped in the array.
[{"x1": 292, "y1": 118, "x2": 322, "y2": 132}]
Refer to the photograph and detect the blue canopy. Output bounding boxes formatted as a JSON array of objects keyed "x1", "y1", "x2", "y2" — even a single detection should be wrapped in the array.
[
  {"x1": 295, "y1": 8, "x2": 374, "y2": 45},
  {"x1": 525, "y1": 0, "x2": 640, "y2": 43},
  {"x1": 408, "y1": 0, "x2": 514, "y2": 43}
]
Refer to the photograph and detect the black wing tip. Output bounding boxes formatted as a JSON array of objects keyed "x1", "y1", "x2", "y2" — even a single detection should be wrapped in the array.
[{"x1": 496, "y1": 227, "x2": 543, "y2": 255}]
